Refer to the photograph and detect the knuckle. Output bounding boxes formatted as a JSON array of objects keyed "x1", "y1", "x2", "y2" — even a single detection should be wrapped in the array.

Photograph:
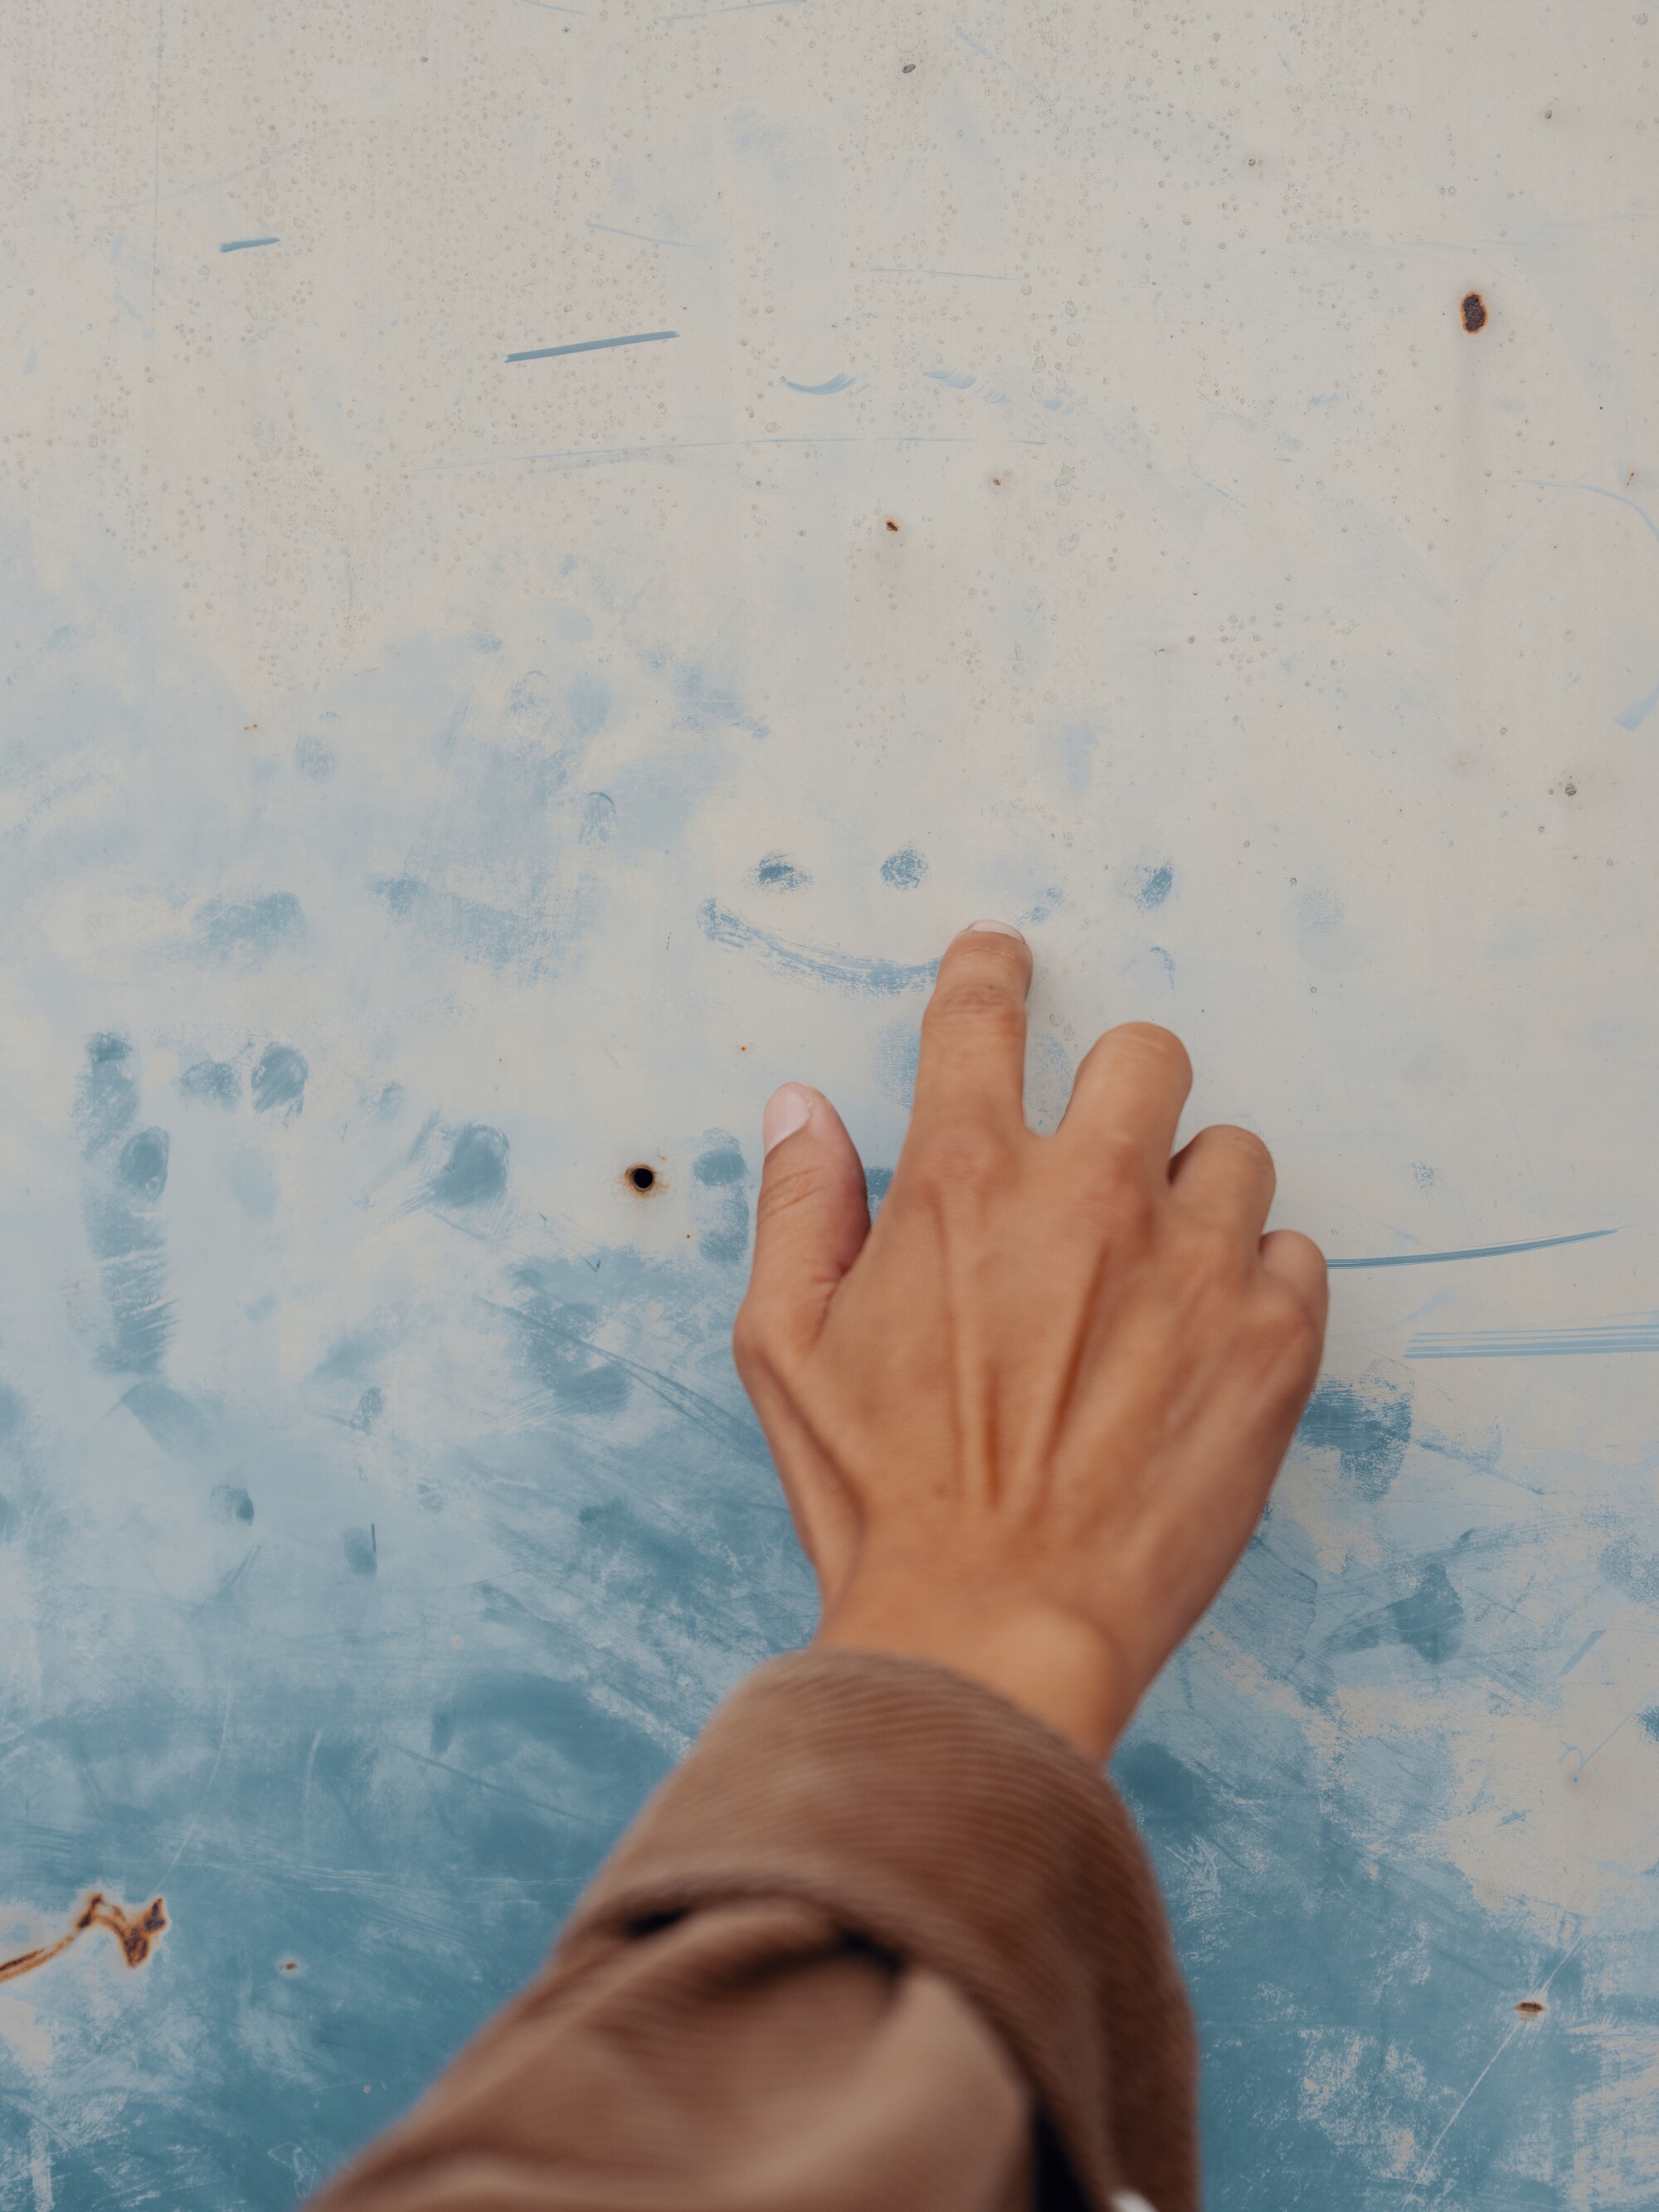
[
  {"x1": 1254, "y1": 1279, "x2": 1325, "y2": 1369},
  {"x1": 730, "y1": 1298, "x2": 774, "y2": 1376},
  {"x1": 1105, "y1": 1020, "x2": 1192, "y2": 1079},
  {"x1": 754, "y1": 1155, "x2": 821, "y2": 1229},
  {"x1": 910, "y1": 1116, "x2": 1012, "y2": 1203},
  {"x1": 925, "y1": 978, "x2": 1024, "y2": 1035},
  {"x1": 1204, "y1": 1122, "x2": 1274, "y2": 1174}
]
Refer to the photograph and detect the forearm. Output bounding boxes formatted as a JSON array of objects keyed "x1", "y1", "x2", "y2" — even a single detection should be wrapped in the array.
[{"x1": 311, "y1": 1653, "x2": 1198, "y2": 2212}]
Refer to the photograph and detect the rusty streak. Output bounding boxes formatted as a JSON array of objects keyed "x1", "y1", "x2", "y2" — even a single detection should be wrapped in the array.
[{"x1": 0, "y1": 1893, "x2": 168, "y2": 1985}]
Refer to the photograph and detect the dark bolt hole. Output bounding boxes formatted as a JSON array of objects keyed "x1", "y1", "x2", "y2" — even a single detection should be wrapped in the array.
[
  {"x1": 1461, "y1": 291, "x2": 1487, "y2": 333},
  {"x1": 628, "y1": 1164, "x2": 659, "y2": 1193},
  {"x1": 902, "y1": 61, "x2": 916, "y2": 71},
  {"x1": 1515, "y1": 2000, "x2": 1544, "y2": 2015},
  {"x1": 885, "y1": 518, "x2": 900, "y2": 532}
]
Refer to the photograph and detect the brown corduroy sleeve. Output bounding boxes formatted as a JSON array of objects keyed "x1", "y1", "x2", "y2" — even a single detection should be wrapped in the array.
[{"x1": 311, "y1": 1650, "x2": 1198, "y2": 2212}]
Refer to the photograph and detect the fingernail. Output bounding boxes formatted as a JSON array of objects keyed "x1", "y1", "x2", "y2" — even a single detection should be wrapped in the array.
[
  {"x1": 762, "y1": 1083, "x2": 813, "y2": 1155},
  {"x1": 965, "y1": 919, "x2": 1026, "y2": 941}
]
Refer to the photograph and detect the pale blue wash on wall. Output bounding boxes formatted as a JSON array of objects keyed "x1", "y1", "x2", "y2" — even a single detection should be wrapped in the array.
[{"x1": 6, "y1": 4, "x2": 1659, "y2": 2207}]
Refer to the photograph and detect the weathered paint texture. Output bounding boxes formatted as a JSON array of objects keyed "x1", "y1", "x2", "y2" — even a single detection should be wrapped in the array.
[{"x1": 5, "y1": 2, "x2": 1659, "y2": 2204}]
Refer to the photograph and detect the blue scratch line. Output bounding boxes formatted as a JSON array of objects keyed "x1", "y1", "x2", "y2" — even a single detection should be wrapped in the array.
[
  {"x1": 1557, "y1": 1629, "x2": 1606, "y2": 1678},
  {"x1": 520, "y1": 0, "x2": 586, "y2": 11},
  {"x1": 698, "y1": 900, "x2": 938, "y2": 994},
  {"x1": 219, "y1": 236, "x2": 280, "y2": 253},
  {"x1": 419, "y1": 432, "x2": 1032, "y2": 474},
  {"x1": 508, "y1": 329, "x2": 679, "y2": 362},
  {"x1": 783, "y1": 372, "x2": 856, "y2": 394},
  {"x1": 588, "y1": 221, "x2": 698, "y2": 248},
  {"x1": 1329, "y1": 1228, "x2": 1618, "y2": 1269},
  {"x1": 953, "y1": 24, "x2": 1057, "y2": 116},
  {"x1": 661, "y1": 0, "x2": 805, "y2": 17},
  {"x1": 868, "y1": 265, "x2": 1011, "y2": 280},
  {"x1": 1408, "y1": 1321, "x2": 1659, "y2": 1360}
]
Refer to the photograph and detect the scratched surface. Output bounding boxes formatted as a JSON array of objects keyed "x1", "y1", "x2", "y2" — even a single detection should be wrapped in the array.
[{"x1": 4, "y1": 2, "x2": 1659, "y2": 2204}]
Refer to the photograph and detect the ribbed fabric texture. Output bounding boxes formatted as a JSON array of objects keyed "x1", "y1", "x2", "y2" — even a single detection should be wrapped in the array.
[{"x1": 565, "y1": 1651, "x2": 1198, "y2": 2212}]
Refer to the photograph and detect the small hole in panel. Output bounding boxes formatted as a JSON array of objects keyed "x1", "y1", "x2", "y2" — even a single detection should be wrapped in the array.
[
  {"x1": 626, "y1": 1164, "x2": 660, "y2": 1194},
  {"x1": 1515, "y1": 2000, "x2": 1545, "y2": 2015},
  {"x1": 1461, "y1": 291, "x2": 1487, "y2": 333},
  {"x1": 885, "y1": 518, "x2": 900, "y2": 532}
]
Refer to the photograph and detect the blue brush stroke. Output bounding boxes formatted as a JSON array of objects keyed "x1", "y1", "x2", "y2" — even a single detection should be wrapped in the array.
[
  {"x1": 507, "y1": 330, "x2": 678, "y2": 363},
  {"x1": 697, "y1": 899, "x2": 937, "y2": 994},
  {"x1": 219, "y1": 236, "x2": 280, "y2": 253},
  {"x1": 783, "y1": 372, "x2": 855, "y2": 395},
  {"x1": 1327, "y1": 1228, "x2": 1617, "y2": 1269},
  {"x1": 925, "y1": 367, "x2": 976, "y2": 387}
]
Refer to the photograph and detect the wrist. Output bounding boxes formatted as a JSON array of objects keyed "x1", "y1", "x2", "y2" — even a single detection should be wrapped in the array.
[{"x1": 814, "y1": 1571, "x2": 1131, "y2": 1763}]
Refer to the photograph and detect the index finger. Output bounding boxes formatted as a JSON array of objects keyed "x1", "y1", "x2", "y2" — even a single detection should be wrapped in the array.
[{"x1": 909, "y1": 921, "x2": 1034, "y2": 1133}]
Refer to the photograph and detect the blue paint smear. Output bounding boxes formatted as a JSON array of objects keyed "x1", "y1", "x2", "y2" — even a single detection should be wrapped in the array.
[
  {"x1": 873, "y1": 1022, "x2": 921, "y2": 1109},
  {"x1": 251, "y1": 1044, "x2": 309, "y2": 1117},
  {"x1": 195, "y1": 891, "x2": 305, "y2": 963},
  {"x1": 924, "y1": 367, "x2": 976, "y2": 388},
  {"x1": 430, "y1": 1125, "x2": 509, "y2": 1208},
  {"x1": 754, "y1": 852, "x2": 809, "y2": 890},
  {"x1": 180, "y1": 1058, "x2": 240, "y2": 1106},
  {"x1": 1328, "y1": 1558, "x2": 1465, "y2": 1665},
  {"x1": 691, "y1": 1134, "x2": 750, "y2": 1264},
  {"x1": 697, "y1": 899, "x2": 937, "y2": 994},
  {"x1": 879, "y1": 846, "x2": 927, "y2": 888},
  {"x1": 1297, "y1": 1372, "x2": 1413, "y2": 1499},
  {"x1": 782, "y1": 372, "x2": 855, "y2": 395},
  {"x1": 219, "y1": 236, "x2": 280, "y2": 253},
  {"x1": 1328, "y1": 1228, "x2": 1616, "y2": 1268},
  {"x1": 507, "y1": 330, "x2": 678, "y2": 363},
  {"x1": 1614, "y1": 670, "x2": 1659, "y2": 732},
  {"x1": 1060, "y1": 722, "x2": 1095, "y2": 795},
  {"x1": 1131, "y1": 862, "x2": 1174, "y2": 910}
]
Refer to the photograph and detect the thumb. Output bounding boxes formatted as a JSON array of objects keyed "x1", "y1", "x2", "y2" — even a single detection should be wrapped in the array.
[{"x1": 739, "y1": 1084, "x2": 869, "y2": 1361}]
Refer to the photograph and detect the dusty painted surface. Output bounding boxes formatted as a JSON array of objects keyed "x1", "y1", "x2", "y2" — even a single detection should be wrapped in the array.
[{"x1": 4, "y1": 2, "x2": 1659, "y2": 2202}]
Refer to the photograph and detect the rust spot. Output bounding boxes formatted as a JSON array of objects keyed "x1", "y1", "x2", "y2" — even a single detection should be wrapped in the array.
[
  {"x1": 625, "y1": 1164, "x2": 661, "y2": 1194},
  {"x1": 885, "y1": 518, "x2": 900, "y2": 532},
  {"x1": 1461, "y1": 292, "x2": 1487, "y2": 333},
  {"x1": 1515, "y1": 1999, "x2": 1545, "y2": 2015},
  {"x1": 0, "y1": 1893, "x2": 168, "y2": 1986},
  {"x1": 280, "y1": 1958, "x2": 299, "y2": 1972}
]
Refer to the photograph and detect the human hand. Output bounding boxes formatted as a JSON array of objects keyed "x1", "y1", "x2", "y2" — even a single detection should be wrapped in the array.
[{"x1": 732, "y1": 922, "x2": 1327, "y2": 1762}]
